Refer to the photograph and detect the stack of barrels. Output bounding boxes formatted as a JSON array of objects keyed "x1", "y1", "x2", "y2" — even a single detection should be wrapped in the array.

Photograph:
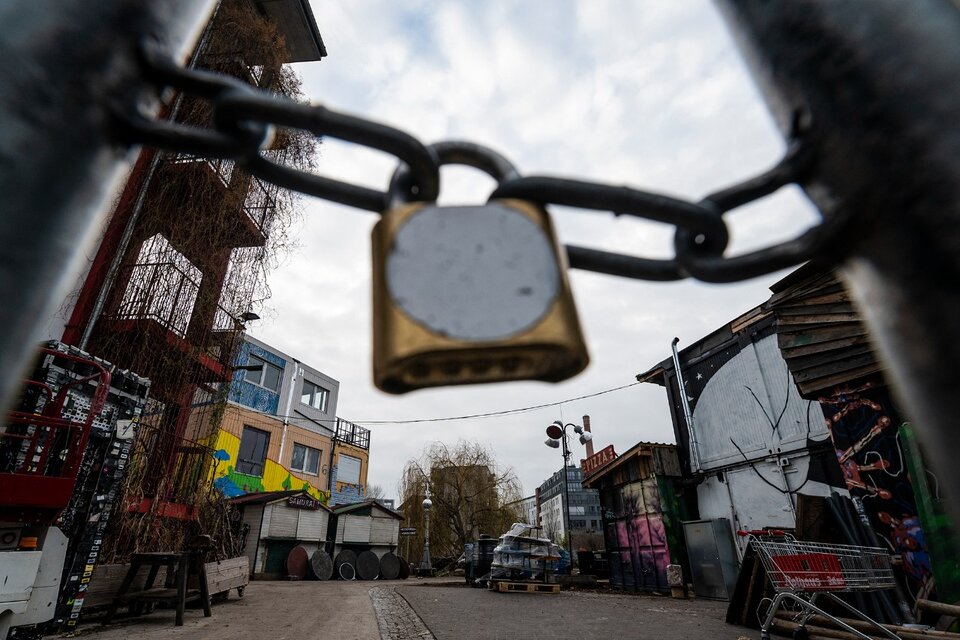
[{"x1": 286, "y1": 545, "x2": 411, "y2": 581}]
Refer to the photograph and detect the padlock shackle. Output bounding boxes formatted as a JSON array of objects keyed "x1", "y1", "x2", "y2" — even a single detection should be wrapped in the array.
[{"x1": 385, "y1": 140, "x2": 520, "y2": 211}]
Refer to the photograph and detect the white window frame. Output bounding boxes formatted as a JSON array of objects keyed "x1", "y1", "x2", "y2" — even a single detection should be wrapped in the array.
[
  {"x1": 300, "y1": 379, "x2": 330, "y2": 412},
  {"x1": 290, "y1": 442, "x2": 321, "y2": 475},
  {"x1": 244, "y1": 354, "x2": 282, "y2": 392}
]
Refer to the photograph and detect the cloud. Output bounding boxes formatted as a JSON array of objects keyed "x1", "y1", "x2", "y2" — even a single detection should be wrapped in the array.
[{"x1": 250, "y1": 0, "x2": 821, "y2": 501}]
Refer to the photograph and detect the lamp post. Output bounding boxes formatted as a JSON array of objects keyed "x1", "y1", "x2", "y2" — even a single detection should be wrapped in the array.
[
  {"x1": 545, "y1": 420, "x2": 592, "y2": 573},
  {"x1": 419, "y1": 487, "x2": 433, "y2": 577}
]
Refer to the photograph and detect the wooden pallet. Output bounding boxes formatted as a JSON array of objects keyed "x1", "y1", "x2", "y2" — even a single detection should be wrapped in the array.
[{"x1": 489, "y1": 581, "x2": 560, "y2": 594}]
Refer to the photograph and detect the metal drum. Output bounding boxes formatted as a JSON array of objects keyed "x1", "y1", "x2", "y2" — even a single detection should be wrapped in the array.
[
  {"x1": 356, "y1": 550, "x2": 380, "y2": 580},
  {"x1": 334, "y1": 549, "x2": 357, "y2": 580},
  {"x1": 286, "y1": 545, "x2": 309, "y2": 580},
  {"x1": 379, "y1": 552, "x2": 401, "y2": 580},
  {"x1": 310, "y1": 549, "x2": 334, "y2": 580},
  {"x1": 398, "y1": 555, "x2": 410, "y2": 580}
]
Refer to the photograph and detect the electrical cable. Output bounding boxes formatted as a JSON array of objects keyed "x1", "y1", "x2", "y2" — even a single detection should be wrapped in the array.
[
  {"x1": 729, "y1": 437, "x2": 811, "y2": 495},
  {"x1": 269, "y1": 380, "x2": 642, "y2": 426}
]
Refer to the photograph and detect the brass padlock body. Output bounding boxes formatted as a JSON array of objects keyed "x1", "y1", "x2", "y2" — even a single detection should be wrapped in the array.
[{"x1": 372, "y1": 197, "x2": 589, "y2": 393}]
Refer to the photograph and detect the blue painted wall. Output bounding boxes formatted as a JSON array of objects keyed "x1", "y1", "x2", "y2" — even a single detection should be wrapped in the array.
[
  {"x1": 229, "y1": 340, "x2": 285, "y2": 415},
  {"x1": 330, "y1": 463, "x2": 365, "y2": 505}
]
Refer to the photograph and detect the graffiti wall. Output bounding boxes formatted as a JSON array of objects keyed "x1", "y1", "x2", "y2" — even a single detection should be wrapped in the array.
[
  {"x1": 819, "y1": 379, "x2": 934, "y2": 600},
  {"x1": 209, "y1": 428, "x2": 330, "y2": 502},
  {"x1": 605, "y1": 477, "x2": 672, "y2": 590}
]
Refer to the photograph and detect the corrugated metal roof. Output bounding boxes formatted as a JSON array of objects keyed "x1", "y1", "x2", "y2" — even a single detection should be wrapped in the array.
[
  {"x1": 765, "y1": 267, "x2": 883, "y2": 397},
  {"x1": 230, "y1": 489, "x2": 332, "y2": 511},
  {"x1": 581, "y1": 441, "x2": 678, "y2": 488},
  {"x1": 333, "y1": 500, "x2": 404, "y2": 520},
  {"x1": 252, "y1": 0, "x2": 327, "y2": 63}
]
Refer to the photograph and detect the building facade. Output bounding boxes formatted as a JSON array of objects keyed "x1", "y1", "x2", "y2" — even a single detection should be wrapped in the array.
[
  {"x1": 637, "y1": 267, "x2": 960, "y2": 606},
  {"x1": 31, "y1": 0, "x2": 326, "y2": 558},
  {"x1": 537, "y1": 465, "x2": 602, "y2": 549},
  {"x1": 582, "y1": 443, "x2": 686, "y2": 592},
  {"x1": 202, "y1": 335, "x2": 370, "y2": 506}
]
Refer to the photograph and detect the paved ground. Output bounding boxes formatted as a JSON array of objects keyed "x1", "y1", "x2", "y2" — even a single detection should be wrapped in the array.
[
  {"x1": 396, "y1": 583, "x2": 756, "y2": 640},
  {"x1": 68, "y1": 579, "x2": 758, "y2": 640},
  {"x1": 74, "y1": 580, "x2": 382, "y2": 640}
]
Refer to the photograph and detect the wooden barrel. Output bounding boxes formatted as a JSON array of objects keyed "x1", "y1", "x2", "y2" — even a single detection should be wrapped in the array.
[
  {"x1": 309, "y1": 550, "x2": 334, "y2": 580},
  {"x1": 379, "y1": 552, "x2": 401, "y2": 580},
  {"x1": 334, "y1": 549, "x2": 357, "y2": 580},
  {"x1": 397, "y1": 555, "x2": 410, "y2": 580},
  {"x1": 356, "y1": 550, "x2": 380, "y2": 580},
  {"x1": 286, "y1": 545, "x2": 309, "y2": 580}
]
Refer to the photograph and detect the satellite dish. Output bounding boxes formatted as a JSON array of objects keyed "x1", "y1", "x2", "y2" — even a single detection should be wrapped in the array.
[{"x1": 545, "y1": 423, "x2": 563, "y2": 440}]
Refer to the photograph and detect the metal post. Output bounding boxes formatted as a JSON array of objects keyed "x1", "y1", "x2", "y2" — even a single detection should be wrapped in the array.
[
  {"x1": 420, "y1": 487, "x2": 432, "y2": 576},
  {"x1": 561, "y1": 427, "x2": 575, "y2": 574},
  {"x1": 0, "y1": 0, "x2": 217, "y2": 412},
  {"x1": 671, "y1": 337, "x2": 700, "y2": 472},
  {"x1": 713, "y1": 0, "x2": 960, "y2": 520}
]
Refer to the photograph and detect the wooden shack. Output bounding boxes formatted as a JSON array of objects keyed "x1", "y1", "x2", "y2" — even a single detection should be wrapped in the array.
[
  {"x1": 329, "y1": 501, "x2": 402, "y2": 559},
  {"x1": 232, "y1": 490, "x2": 333, "y2": 579}
]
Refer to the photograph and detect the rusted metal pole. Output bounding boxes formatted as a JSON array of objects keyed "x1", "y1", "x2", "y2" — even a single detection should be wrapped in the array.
[
  {"x1": 0, "y1": 0, "x2": 216, "y2": 411},
  {"x1": 714, "y1": 0, "x2": 960, "y2": 520}
]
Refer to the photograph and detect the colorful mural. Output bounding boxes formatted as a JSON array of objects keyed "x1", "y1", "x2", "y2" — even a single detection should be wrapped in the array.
[
  {"x1": 208, "y1": 429, "x2": 330, "y2": 503},
  {"x1": 606, "y1": 477, "x2": 672, "y2": 590},
  {"x1": 819, "y1": 380, "x2": 933, "y2": 600}
]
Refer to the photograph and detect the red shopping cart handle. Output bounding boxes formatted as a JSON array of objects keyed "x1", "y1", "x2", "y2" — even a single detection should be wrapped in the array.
[{"x1": 737, "y1": 529, "x2": 787, "y2": 537}]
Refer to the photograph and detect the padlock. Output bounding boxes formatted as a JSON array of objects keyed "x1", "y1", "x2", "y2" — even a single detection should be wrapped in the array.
[{"x1": 372, "y1": 141, "x2": 589, "y2": 393}]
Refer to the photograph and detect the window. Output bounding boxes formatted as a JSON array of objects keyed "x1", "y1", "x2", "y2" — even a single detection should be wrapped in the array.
[
  {"x1": 291, "y1": 443, "x2": 321, "y2": 475},
  {"x1": 244, "y1": 355, "x2": 282, "y2": 392},
  {"x1": 237, "y1": 426, "x2": 270, "y2": 476},
  {"x1": 300, "y1": 380, "x2": 330, "y2": 412},
  {"x1": 337, "y1": 454, "x2": 361, "y2": 484}
]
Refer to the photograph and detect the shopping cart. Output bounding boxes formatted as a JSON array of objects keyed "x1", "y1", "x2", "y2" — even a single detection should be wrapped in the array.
[{"x1": 739, "y1": 530, "x2": 899, "y2": 640}]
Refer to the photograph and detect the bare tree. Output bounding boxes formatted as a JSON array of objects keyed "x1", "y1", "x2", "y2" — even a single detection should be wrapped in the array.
[
  {"x1": 365, "y1": 483, "x2": 387, "y2": 502},
  {"x1": 398, "y1": 440, "x2": 522, "y2": 560}
]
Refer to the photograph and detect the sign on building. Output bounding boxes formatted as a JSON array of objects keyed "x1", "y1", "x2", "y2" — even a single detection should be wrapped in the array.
[
  {"x1": 581, "y1": 445, "x2": 617, "y2": 477},
  {"x1": 288, "y1": 495, "x2": 321, "y2": 510}
]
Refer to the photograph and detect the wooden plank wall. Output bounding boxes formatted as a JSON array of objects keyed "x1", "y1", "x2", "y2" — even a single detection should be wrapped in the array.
[{"x1": 766, "y1": 270, "x2": 883, "y2": 397}]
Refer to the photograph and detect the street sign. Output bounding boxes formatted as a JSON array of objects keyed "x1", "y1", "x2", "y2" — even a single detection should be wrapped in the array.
[{"x1": 400, "y1": 527, "x2": 417, "y2": 536}]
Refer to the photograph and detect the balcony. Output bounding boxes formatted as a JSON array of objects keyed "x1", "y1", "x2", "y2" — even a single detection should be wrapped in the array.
[
  {"x1": 335, "y1": 418, "x2": 370, "y2": 450},
  {"x1": 96, "y1": 260, "x2": 246, "y2": 388},
  {"x1": 158, "y1": 156, "x2": 271, "y2": 250}
]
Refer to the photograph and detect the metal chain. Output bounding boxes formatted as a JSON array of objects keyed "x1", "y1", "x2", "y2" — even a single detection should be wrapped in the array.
[{"x1": 118, "y1": 45, "x2": 834, "y2": 284}]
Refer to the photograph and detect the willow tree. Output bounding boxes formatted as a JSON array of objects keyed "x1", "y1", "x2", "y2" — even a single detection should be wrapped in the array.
[{"x1": 398, "y1": 441, "x2": 522, "y2": 561}]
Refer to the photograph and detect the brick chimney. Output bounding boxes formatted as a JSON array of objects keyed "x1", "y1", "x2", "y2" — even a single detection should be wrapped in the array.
[{"x1": 583, "y1": 414, "x2": 595, "y2": 457}]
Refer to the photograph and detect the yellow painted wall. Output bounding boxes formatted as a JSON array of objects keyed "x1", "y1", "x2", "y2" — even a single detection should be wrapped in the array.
[{"x1": 210, "y1": 404, "x2": 332, "y2": 503}]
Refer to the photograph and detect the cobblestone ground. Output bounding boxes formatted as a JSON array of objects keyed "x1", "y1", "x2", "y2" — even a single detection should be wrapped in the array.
[{"x1": 369, "y1": 587, "x2": 435, "y2": 640}]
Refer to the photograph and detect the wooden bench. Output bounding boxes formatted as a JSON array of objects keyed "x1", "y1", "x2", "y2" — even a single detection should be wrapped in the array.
[{"x1": 103, "y1": 551, "x2": 211, "y2": 627}]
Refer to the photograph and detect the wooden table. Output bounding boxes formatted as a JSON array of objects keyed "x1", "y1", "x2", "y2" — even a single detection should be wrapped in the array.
[{"x1": 103, "y1": 551, "x2": 211, "y2": 626}]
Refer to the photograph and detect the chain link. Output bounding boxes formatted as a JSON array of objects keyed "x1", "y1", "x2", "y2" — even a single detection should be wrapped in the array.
[{"x1": 121, "y1": 45, "x2": 832, "y2": 284}]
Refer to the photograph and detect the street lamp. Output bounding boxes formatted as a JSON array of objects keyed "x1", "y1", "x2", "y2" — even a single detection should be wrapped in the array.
[
  {"x1": 545, "y1": 420, "x2": 593, "y2": 573},
  {"x1": 419, "y1": 488, "x2": 433, "y2": 577}
]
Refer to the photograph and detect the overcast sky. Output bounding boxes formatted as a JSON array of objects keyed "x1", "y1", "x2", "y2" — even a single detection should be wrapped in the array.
[{"x1": 249, "y1": 1, "x2": 820, "y2": 502}]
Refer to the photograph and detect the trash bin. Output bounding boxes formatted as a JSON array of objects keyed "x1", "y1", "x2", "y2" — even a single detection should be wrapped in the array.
[
  {"x1": 476, "y1": 535, "x2": 496, "y2": 579},
  {"x1": 578, "y1": 550, "x2": 594, "y2": 575}
]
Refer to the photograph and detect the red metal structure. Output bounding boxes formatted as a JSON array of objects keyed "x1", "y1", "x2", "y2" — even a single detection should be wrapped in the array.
[{"x1": 0, "y1": 349, "x2": 111, "y2": 525}]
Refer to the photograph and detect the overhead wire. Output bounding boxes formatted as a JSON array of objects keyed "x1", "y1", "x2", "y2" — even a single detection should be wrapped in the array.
[{"x1": 268, "y1": 380, "x2": 643, "y2": 426}]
